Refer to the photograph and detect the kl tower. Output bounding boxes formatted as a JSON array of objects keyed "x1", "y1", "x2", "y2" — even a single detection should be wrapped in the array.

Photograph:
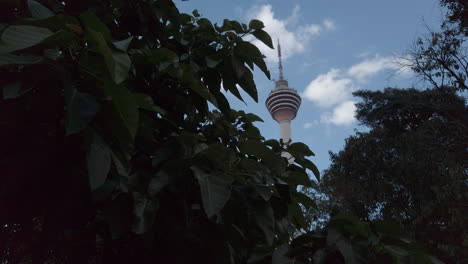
[{"x1": 265, "y1": 40, "x2": 302, "y2": 145}]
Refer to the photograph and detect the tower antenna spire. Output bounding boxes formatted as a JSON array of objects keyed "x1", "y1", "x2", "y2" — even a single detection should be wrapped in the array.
[{"x1": 278, "y1": 39, "x2": 284, "y2": 80}]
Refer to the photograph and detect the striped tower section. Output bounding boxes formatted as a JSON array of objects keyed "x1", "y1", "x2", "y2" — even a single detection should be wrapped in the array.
[{"x1": 265, "y1": 40, "x2": 302, "y2": 146}]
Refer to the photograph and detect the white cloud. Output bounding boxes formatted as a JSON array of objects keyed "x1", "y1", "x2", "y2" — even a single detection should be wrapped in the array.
[
  {"x1": 302, "y1": 54, "x2": 412, "y2": 126},
  {"x1": 321, "y1": 101, "x2": 356, "y2": 125},
  {"x1": 302, "y1": 69, "x2": 353, "y2": 107},
  {"x1": 347, "y1": 56, "x2": 398, "y2": 82},
  {"x1": 247, "y1": 5, "x2": 335, "y2": 62},
  {"x1": 303, "y1": 120, "x2": 319, "y2": 129}
]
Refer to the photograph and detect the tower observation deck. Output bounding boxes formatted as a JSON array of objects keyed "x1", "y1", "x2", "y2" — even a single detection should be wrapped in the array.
[{"x1": 265, "y1": 40, "x2": 302, "y2": 144}]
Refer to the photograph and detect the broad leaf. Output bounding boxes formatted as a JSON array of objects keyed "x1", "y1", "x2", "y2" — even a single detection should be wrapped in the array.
[
  {"x1": 132, "y1": 193, "x2": 157, "y2": 234},
  {"x1": 147, "y1": 172, "x2": 169, "y2": 196},
  {"x1": 284, "y1": 171, "x2": 312, "y2": 187},
  {"x1": 239, "y1": 140, "x2": 280, "y2": 168},
  {"x1": 80, "y1": 11, "x2": 113, "y2": 41},
  {"x1": 103, "y1": 80, "x2": 139, "y2": 140},
  {"x1": 293, "y1": 191, "x2": 317, "y2": 209},
  {"x1": 0, "y1": 25, "x2": 54, "y2": 53},
  {"x1": 287, "y1": 142, "x2": 315, "y2": 157},
  {"x1": 113, "y1": 36, "x2": 133, "y2": 52},
  {"x1": 237, "y1": 68, "x2": 258, "y2": 102},
  {"x1": 249, "y1": 19, "x2": 265, "y2": 30},
  {"x1": 295, "y1": 158, "x2": 320, "y2": 182},
  {"x1": 65, "y1": 84, "x2": 99, "y2": 135},
  {"x1": 254, "y1": 203, "x2": 275, "y2": 245},
  {"x1": 0, "y1": 53, "x2": 43, "y2": 66},
  {"x1": 87, "y1": 132, "x2": 111, "y2": 190},
  {"x1": 256, "y1": 184, "x2": 273, "y2": 201},
  {"x1": 28, "y1": 0, "x2": 54, "y2": 19},
  {"x1": 191, "y1": 166, "x2": 233, "y2": 217},
  {"x1": 252, "y1": 29, "x2": 273, "y2": 49},
  {"x1": 133, "y1": 93, "x2": 163, "y2": 113},
  {"x1": 2, "y1": 82, "x2": 32, "y2": 99}
]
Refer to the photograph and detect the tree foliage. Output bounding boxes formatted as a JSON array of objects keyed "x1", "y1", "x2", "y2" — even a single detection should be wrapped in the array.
[
  {"x1": 403, "y1": 0, "x2": 467, "y2": 91},
  {"x1": 319, "y1": 88, "x2": 467, "y2": 264},
  {"x1": 0, "y1": 0, "x2": 442, "y2": 263}
]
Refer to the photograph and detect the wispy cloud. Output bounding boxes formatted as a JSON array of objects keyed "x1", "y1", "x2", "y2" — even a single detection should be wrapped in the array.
[
  {"x1": 303, "y1": 120, "x2": 319, "y2": 129},
  {"x1": 246, "y1": 5, "x2": 335, "y2": 63}
]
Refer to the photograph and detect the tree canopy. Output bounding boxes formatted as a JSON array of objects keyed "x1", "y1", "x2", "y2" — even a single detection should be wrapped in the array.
[
  {"x1": 319, "y1": 88, "x2": 467, "y2": 263},
  {"x1": 0, "y1": 0, "x2": 445, "y2": 263}
]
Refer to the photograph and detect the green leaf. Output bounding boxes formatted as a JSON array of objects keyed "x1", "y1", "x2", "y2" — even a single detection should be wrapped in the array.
[
  {"x1": 293, "y1": 191, "x2": 317, "y2": 209},
  {"x1": 192, "y1": 9, "x2": 201, "y2": 17},
  {"x1": 85, "y1": 25, "x2": 130, "y2": 84},
  {"x1": 287, "y1": 142, "x2": 314, "y2": 157},
  {"x1": 2, "y1": 82, "x2": 32, "y2": 99},
  {"x1": 111, "y1": 151, "x2": 129, "y2": 178},
  {"x1": 327, "y1": 228, "x2": 366, "y2": 264},
  {"x1": 65, "y1": 84, "x2": 99, "y2": 135},
  {"x1": 256, "y1": 184, "x2": 273, "y2": 201},
  {"x1": 191, "y1": 166, "x2": 233, "y2": 217},
  {"x1": 205, "y1": 55, "x2": 221, "y2": 68},
  {"x1": 113, "y1": 36, "x2": 133, "y2": 52},
  {"x1": 255, "y1": 203, "x2": 275, "y2": 245},
  {"x1": 147, "y1": 172, "x2": 169, "y2": 196},
  {"x1": 284, "y1": 171, "x2": 312, "y2": 187},
  {"x1": 150, "y1": 48, "x2": 179, "y2": 71},
  {"x1": 295, "y1": 158, "x2": 320, "y2": 182},
  {"x1": 230, "y1": 55, "x2": 245, "y2": 80},
  {"x1": 87, "y1": 29, "x2": 114, "y2": 75},
  {"x1": 0, "y1": 53, "x2": 43, "y2": 66},
  {"x1": 132, "y1": 193, "x2": 157, "y2": 234},
  {"x1": 289, "y1": 202, "x2": 307, "y2": 229},
  {"x1": 249, "y1": 19, "x2": 265, "y2": 30},
  {"x1": 238, "y1": 68, "x2": 258, "y2": 102},
  {"x1": 238, "y1": 140, "x2": 281, "y2": 168},
  {"x1": 28, "y1": 0, "x2": 54, "y2": 19},
  {"x1": 246, "y1": 113, "x2": 263, "y2": 123},
  {"x1": 229, "y1": 20, "x2": 244, "y2": 34},
  {"x1": 80, "y1": 11, "x2": 112, "y2": 42},
  {"x1": 103, "y1": 80, "x2": 139, "y2": 140},
  {"x1": 87, "y1": 132, "x2": 111, "y2": 190},
  {"x1": 133, "y1": 93, "x2": 163, "y2": 113},
  {"x1": 222, "y1": 77, "x2": 244, "y2": 102},
  {"x1": 111, "y1": 51, "x2": 131, "y2": 84},
  {"x1": 252, "y1": 29, "x2": 274, "y2": 49},
  {"x1": 0, "y1": 25, "x2": 54, "y2": 53},
  {"x1": 43, "y1": 49, "x2": 62, "y2": 60}
]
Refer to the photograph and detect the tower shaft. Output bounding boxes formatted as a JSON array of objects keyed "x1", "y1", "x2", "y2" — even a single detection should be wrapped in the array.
[{"x1": 279, "y1": 120, "x2": 291, "y2": 143}]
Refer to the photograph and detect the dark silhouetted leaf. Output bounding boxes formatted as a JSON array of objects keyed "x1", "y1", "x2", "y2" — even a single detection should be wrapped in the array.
[
  {"x1": 249, "y1": 19, "x2": 265, "y2": 30},
  {"x1": 132, "y1": 193, "x2": 157, "y2": 234},
  {"x1": 87, "y1": 132, "x2": 111, "y2": 190},
  {"x1": 252, "y1": 29, "x2": 273, "y2": 49},
  {"x1": 2, "y1": 82, "x2": 32, "y2": 99},
  {"x1": 28, "y1": 0, "x2": 54, "y2": 19},
  {"x1": 0, "y1": 25, "x2": 54, "y2": 53},
  {"x1": 65, "y1": 84, "x2": 99, "y2": 135},
  {"x1": 255, "y1": 203, "x2": 275, "y2": 245},
  {"x1": 191, "y1": 166, "x2": 233, "y2": 217}
]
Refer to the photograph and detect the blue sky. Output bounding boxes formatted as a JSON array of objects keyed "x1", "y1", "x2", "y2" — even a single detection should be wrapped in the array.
[{"x1": 175, "y1": 0, "x2": 444, "y2": 173}]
